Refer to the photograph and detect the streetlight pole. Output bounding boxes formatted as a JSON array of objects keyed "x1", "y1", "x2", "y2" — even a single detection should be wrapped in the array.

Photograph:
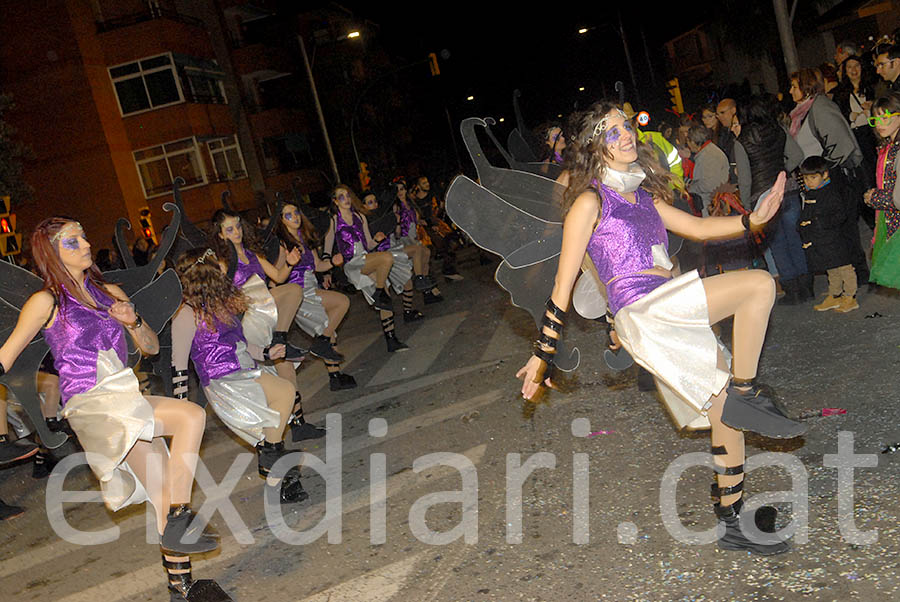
[{"x1": 298, "y1": 34, "x2": 341, "y2": 184}]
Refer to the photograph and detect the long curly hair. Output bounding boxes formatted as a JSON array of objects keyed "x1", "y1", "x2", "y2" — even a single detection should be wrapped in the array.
[
  {"x1": 276, "y1": 202, "x2": 320, "y2": 251},
  {"x1": 174, "y1": 248, "x2": 248, "y2": 332},
  {"x1": 563, "y1": 101, "x2": 674, "y2": 213},
  {"x1": 31, "y1": 217, "x2": 120, "y2": 312},
  {"x1": 208, "y1": 209, "x2": 264, "y2": 263}
]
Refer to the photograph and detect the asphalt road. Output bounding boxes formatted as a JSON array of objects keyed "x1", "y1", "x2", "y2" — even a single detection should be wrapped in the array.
[{"x1": 2, "y1": 250, "x2": 899, "y2": 602}]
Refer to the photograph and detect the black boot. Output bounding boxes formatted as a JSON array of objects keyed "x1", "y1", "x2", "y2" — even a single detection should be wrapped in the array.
[
  {"x1": 269, "y1": 331, "x2": 307, "y2": 362},
  {"x1": 32, "y1": 448, "x2": 57, "y2": 479},
  {"x1": 256, "y1": 440, "x2": 309, "y2": 504},
  {"x1": 721, "y1": 380, "x2": 807, "y2": 439},
  {"x1": 162, "y1": 554, "x2": 234, "y2": 601},
  {"x1": 309, "y1": 335, "x2": 343, "y2": 362},
  {"x1": 372, "y1": 288, "x2": 393, "y2": 312},
  {"x1": 385, "y1": 330, "x2": 408, "y2": 352},
  {"x1": 287, "y1": 397, "x2": 326, "y2": 442},
  {"x1": 404, "y1": 309, "x2": 425, "y2": 322},
  {"x1": 423, "y1": 290, "x2": 444, "y2": 305},
  {"x1": 714, "y1": 498, "x2": 790, "y2": 555},
  {"x1": 777, "y1": 278, "x2": 801, "y2": 305},
  {"x1": 328, "y1": 371, "x2": 357, "y2": 391},
  {"x1": 160, "y1": 505, "x2": 219, "y2": 555},
  {"x1": 796, "y1": 273, "x2": 814, "y2": 302},
  {"x1": 413, "y1": 275, "x2": 436, "y2": 291}
]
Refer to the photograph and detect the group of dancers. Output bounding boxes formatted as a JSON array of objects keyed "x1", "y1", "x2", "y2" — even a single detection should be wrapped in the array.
[{"x1": 0, "y1": 181, "x2": 458, "y2": 600}]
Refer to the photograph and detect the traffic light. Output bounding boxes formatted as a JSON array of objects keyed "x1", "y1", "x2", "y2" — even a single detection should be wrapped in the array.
[
  {"x1": 358, "y1": 162, "x2": 371, "y2": 191},
  {"x1": 428, "y1": 52, "x2": 440, "y2": 76},
  {"x1": 666, "y1": 77, "x2": 684, "y2": 114},
  {"x1": 138, "y1": 206, "x2": 157, "y2": 245},
  {"x1": 0, "y1": 196, "x2": 21, "y2": 256}
]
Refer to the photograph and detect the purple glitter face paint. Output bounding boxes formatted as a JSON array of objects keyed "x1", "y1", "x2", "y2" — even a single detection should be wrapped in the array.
[
  {"x1": 61, "y1": 237, "x2": 80, "y2": 250},
  {"x1": 283, "y1": 211, "x2": 297, "y2": 222},
  {"x1": 604, "y1": 127, "x2": 621, "y2": 145}
]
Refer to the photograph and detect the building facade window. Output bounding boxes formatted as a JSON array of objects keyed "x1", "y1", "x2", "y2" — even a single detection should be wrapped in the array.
[
  {"x1": 109, "y1": 53, "x2": 184, "y2": 115},
  {"x1": 109, "y1": 52, "x2": 228, "y2": 116},
  {"x1": 133, "y1": 137, "x2": 207, "y2": 198},
  {"x1": 207, "y1": 135, "x2": 247, "y2": 181}
]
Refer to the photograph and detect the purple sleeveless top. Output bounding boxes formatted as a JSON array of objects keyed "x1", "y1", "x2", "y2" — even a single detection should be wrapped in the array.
[
  {"x1": 334, "y1": 210, "x2": 367, "y2": 260},
  {"x1": 232, "y1": 246, "x2": 265, "y2": 288},
  {"x1": 43, "y1": 280, "x2": 128, "y2": 403},
  {"x1": 396, "y1": 200, "x2": 417, "y2": 238},
  {"x1": 288, "y1": 238, "x2": 316, "y2": 285},
  {"x1": 189, "y1": 315, "x2": 248, "y2": 387},
  {"x1": 586, "y1": 185, "x2": 669, "y2": 315}
]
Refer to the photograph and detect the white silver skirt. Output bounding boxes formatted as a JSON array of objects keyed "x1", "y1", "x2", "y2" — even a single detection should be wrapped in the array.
[
  {"x1": 613, "y1": 270, "x2": 731, "y2": 430},
  {"x1": 240, "y1": 274, "x2": 278, "y2": 348},
  {"x1": 343, "y1": 242, "x2": 414, "y2": 305},
  {"x1": 293, "y1": 269, "x2": 329, "y2": 337},
  {"x1": 203, "y1": 342, "x2": 280, "y2": 446},
  {"x1": 61, "y1": 349, "x2": 155, "y2": 511}
]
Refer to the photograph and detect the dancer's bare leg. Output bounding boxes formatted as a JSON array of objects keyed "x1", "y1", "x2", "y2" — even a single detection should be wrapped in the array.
[
  {"x1": 706, "y1": 350, "x2": 745, "y2": 508},
  {"x1": 255, "y1": 371, "x2": 294, "y2": 444},
  {"x1": 361, "y1": 252, "x2": 393, "y2": 288},
  {"x1": 319, "y1": 290, "x2": 349, "y2": 338},
  {"x1": 701, "y1": 270, "x2": 775, "y2": 380},
  {"x1": 270, "y1": 284, "x2": 303, "y2": 332}
]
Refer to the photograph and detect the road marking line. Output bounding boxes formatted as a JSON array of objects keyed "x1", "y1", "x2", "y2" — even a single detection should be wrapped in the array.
[{"x1": 300, "y1": 552, "x2": 426, "y2": 602}]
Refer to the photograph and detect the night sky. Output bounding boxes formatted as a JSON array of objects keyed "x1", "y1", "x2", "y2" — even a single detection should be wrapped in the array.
[{"x1": 345, "y1": 2, "x2": 718, "y2": 128}]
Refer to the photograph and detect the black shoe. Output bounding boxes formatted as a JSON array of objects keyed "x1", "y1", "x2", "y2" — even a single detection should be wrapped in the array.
[
  {"x1": 777, "y1": 279, "x2": 801, "y2": 306},
  {"x1": 160, "y1": 505, "x2": 219, "y2": 555},
  {"x1": 266, "y1": 466, "x2": 309, "y2": 505},
  {"x1": 385, "y1": 331, "x2": 408, "y2": 352},
  {"x1": 403, "y1": 309, "x2": 425, "y2": 322},
  {"x1": 329, "y1": 372, "x2": 357, "y2": 391},
  {"x1": 413, "y1": 275, "x2": 433, "y2": 292},
  {"x1": 163, "y1": 554, "x2": 234, "y2": 602},
  {"x1": 290, "y1": 418, "x2": 326, "y2": 442},
  {"x1": 423, "y1": 290, "x2": 444, "y2": 305},
  {"x1": 0, "y1": 499, "x2": 25, "y2": 521},
  {"x1": 32, "y1": 449, "x2": 57, "y2": 479},
  {"x1": 721, "y1": 382, "x2": 806, "y2": 439},
  {"x1": 715, "y1": 499, "x2": 790, "y2": 555},
  {"x1": 309, "y1": 335, "x2": 343, "y2": 362},
  {"x1": 372, "y1": 288, "x2": 393, "y2": 312},
  {"x1": 0, "y1": 436, "x2": 39, "y2": 467},
  {"x1": 269, "y1": 331, "x2": 307, "y2": 362}
]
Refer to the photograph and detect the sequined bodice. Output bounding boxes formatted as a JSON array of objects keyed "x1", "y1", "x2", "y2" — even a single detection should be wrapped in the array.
[
  {"x1": 189, "y1": 316, "x2": 248, "y2": 387},
  {"x1": 288, "y1": 238, "x2": 316, "y2": 285},
  {"x1": 397, "y1": 200, "x2": 417, "y2": 238},
  {"x1": 586, "y1": 185, "x2": 668, "y2": 314},
  {"x1": 233, "y1": 247, "x2": 265, "y2": 288},
  {"x1": 43, "y1": 279, "x2": 127, "y2": 402},
  {"x1": 335, "y1": 210, "x2": 366, "y2": 260}
]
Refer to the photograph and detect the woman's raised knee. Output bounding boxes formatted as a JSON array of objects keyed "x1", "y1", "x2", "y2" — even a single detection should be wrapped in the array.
[{"x1": 749, "y1": 269, "x2": 776, "y2": 305}]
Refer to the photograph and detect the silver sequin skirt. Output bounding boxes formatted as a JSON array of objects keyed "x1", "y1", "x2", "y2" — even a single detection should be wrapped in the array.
[
  {"x1": 61, "y1": 349, "x2": 155, "y2": 511},
  {"x1": 203, "y1": 342, "x2": 280, "y2": 445},
  {"x1": 293, "y1": 269, "x2": 329, "y2": 337},
  {"x1": 240, "y1": 274, "x2": 278, "y2": 348},
  {"x1": 613, "y1": 270, "x2": 731, "y2": 430},
  {"x1": 343, "y1": 242, "x2": 414, "y2": 305}
]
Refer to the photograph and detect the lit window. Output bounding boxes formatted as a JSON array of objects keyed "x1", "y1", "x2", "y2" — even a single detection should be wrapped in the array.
[
  {"x1": 133, "y1": 137, "x2": 207, "y2": 198},
  {"x1": 207, "y1": 135, "x2": 247, "y2": 181}
]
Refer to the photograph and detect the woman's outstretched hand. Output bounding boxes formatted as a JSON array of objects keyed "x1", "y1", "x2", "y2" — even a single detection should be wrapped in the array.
[
  {"x1": 748, "y1": 171, "x2": 787, "y2": 226},
  {"x1": 516, "y1": 355, "x2": 552, "y2": 401},
  {"x1": 108, "y1": 301, "x2": 137, "y2": 325}
]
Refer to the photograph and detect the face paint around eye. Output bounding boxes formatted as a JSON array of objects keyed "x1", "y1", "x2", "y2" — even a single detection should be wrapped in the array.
[
  {"x1": 605, "y1": 127, "x2": 621, "y2": 145},
  {"x1": 61, "y1": 237, "x2": 80, "y2": 250},
  {"x1": 283, "y1": 212, "x2": 295, "y2": 221}
]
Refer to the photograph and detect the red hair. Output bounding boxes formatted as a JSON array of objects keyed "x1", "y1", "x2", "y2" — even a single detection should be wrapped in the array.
[{"x1": 31, "y1": 217, "x2": 117, "y2": 311}]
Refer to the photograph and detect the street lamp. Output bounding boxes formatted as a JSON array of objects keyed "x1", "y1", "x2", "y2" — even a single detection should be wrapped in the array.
[
  {"x1": 578, "y1": 86, "x2": 585, "y2": 91},
  {"x1": 298, "y1": 30, "x2": 362, "y2": 184},
  {"x1": 578, "y1": 27, "x2": 588, "y2": 34},
  {"x1": 466, "y1": 95, "x2": 474, "y2": 101}
]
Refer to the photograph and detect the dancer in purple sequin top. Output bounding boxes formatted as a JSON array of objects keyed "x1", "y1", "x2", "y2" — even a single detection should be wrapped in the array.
[
  {"x1": 516, "y1": 102, "x2": 804, "y2": 556},
  {"x1": 0, "y1": 217, "x2": 223, "y2": 598},
  {"x1": 390, "y1": 177, "x2": 444, "y2": 307}
]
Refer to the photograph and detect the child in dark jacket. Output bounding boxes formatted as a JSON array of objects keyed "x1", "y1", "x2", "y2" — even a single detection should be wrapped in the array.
[{"x1": 799, "y1": 155, "x2": 859, "y2": 312}]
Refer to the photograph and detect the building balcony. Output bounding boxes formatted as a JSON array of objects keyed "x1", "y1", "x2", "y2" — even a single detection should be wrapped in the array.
[{"x1": 96, "y1": 8, "x2": 204, "y2": 34}]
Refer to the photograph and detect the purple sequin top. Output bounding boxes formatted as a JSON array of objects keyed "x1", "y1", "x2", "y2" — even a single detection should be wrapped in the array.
[
  {"x1": 586, "y1": 185, "x2": 669, "y2": 315},
  {"x1": 232, "y1": 247, "x2": 265, "y2": 288},
  {"x1": 189, "y1": 316, "x2": 248, "y2": 387},
  {"x1": 334, "y1": 210, "x2": 367, "y2": 260},
  {"x1": 43, "y1": 280, "x2": 128, "y2": 403},
  {"x1": 288, "y1": 238, "x2": 316, "y2": 285},
  {"x1": 396, "y1": 200, "x2": 417, "y2": 238}
]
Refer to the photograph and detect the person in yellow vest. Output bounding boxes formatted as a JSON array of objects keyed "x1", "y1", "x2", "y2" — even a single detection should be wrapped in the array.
[{"x1": 623, "y1": 102, "x2": 685, "y2": 189}]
